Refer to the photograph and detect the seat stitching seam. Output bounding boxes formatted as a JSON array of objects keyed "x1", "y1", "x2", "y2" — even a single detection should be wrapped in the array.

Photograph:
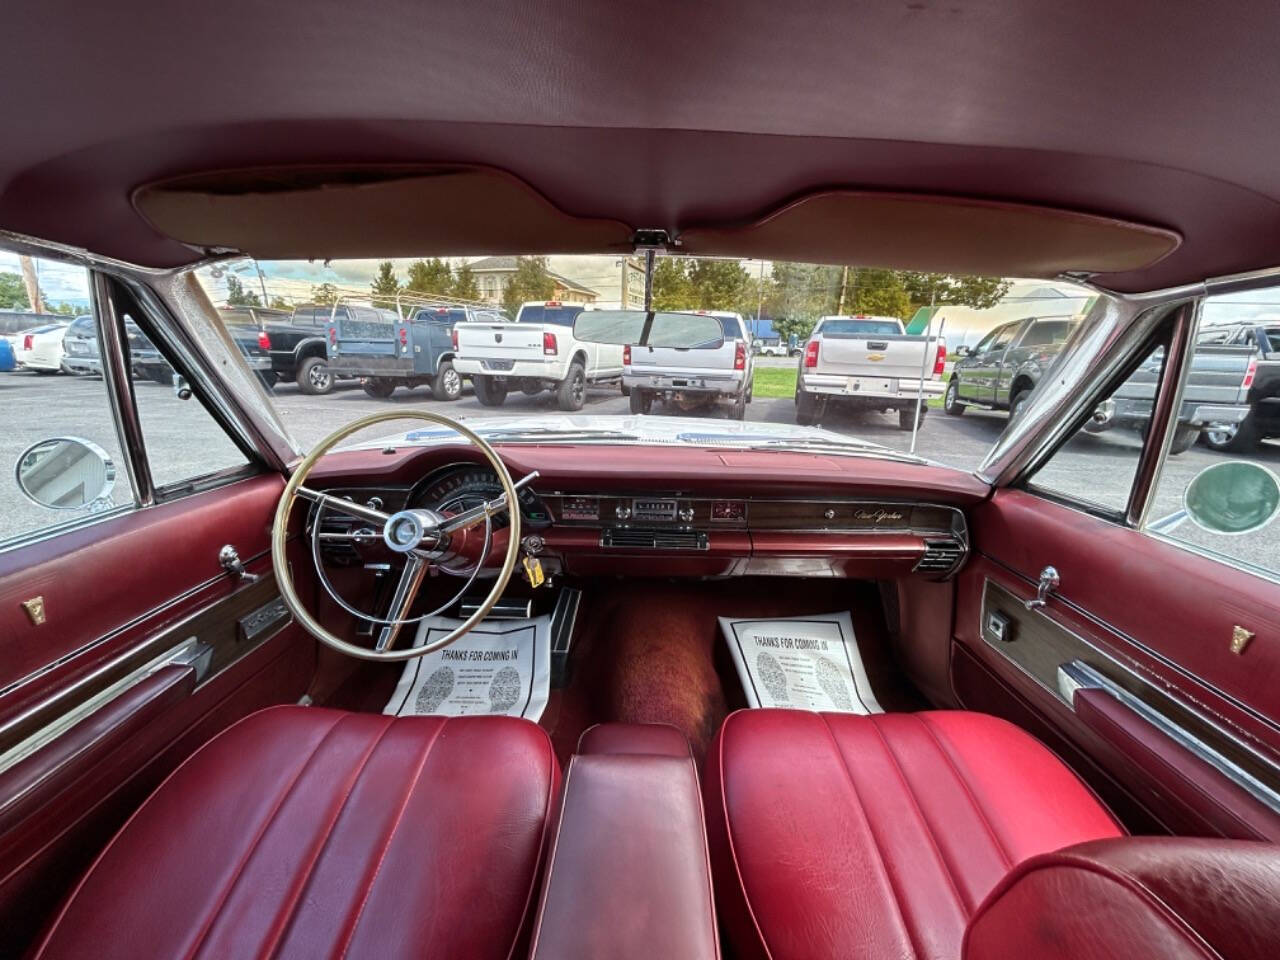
[
  {"x1": 917, "y1": 715, "x2": 1014, "y2": 870},
  {"x1": 506, "y1": 726, "x2": 560, "y2": 960},
  {"x1": 332, "y1": 717, "x2": 446, "y2": 959},
  {"x1": 819, "y1": 714, "x2": 921, "y2": 960},
  {"x1": 260, "y1": 715, "x2": 397, "y2": 960},
  {"x1": 869, "y1": 715, "x2": 972, "y2": 916},
  {"x1": 185, "y1": 712, "x2": 348, "y2": 960}
]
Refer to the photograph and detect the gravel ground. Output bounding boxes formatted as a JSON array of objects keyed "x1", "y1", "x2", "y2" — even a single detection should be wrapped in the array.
[{"x1": 4, "y1": 367, "x2": 1278, "y2": 573}]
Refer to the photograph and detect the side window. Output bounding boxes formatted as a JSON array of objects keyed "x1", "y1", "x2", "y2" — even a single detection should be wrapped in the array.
[
  {"x1": 987, "y1": 323, "x2": 1020, "y2": 354},
  {"x1": 2, "y1": 257, "x2": 138, "y2": 547},
  {"x1": 1025, "y1": 338, "x2": 1170, "y2": 516},
  {"x1": 129, "y1": 307, "x2": 253, "y2": 491},
  {"x1": 1146, "y1": 290, "x2": 1280, "y2": 578}
]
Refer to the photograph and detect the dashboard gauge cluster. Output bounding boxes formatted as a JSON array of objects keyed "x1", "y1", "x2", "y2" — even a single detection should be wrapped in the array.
[{"x1": 412, "y1": 465, "x2": 551, "y2": 529}]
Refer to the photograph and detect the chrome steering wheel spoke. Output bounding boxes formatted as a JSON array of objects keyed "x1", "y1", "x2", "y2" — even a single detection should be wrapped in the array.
[
  {"x1": 438, "y1": 472, "x2": 539, "y2": 535},
  {"x1": 374, "y1": 556, "x2": 430, "y2": 651}
]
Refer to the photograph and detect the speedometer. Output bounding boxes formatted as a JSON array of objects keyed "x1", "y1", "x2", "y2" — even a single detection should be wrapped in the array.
[{"x1": 413, "y1": 466, "x2": 549, "y2": 529}]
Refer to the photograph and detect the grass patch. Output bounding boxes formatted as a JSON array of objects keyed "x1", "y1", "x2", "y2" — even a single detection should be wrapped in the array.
[{"x1": 752, "y1": 366, "x2": 798, "y2": 398}]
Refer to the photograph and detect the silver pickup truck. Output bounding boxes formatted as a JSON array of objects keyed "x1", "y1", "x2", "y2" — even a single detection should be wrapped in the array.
[
  {"x1": 624, "y1": 310, "x2": 753, "y2": 419},
  {"x1": 1085, "y1": 342, "x2": 1252, "y2": 453},
  {"x1": 795, "y1": 315, "x2": 945, "y2": 429}
]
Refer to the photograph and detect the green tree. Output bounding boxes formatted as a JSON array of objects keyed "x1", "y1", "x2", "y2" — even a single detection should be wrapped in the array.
[
  {"x1": 269, "y1": 295, "x2": 292, "y2": 311},
  {"x1": 771, "y1": 315, "x2": 818, "y2": 344},
  {"x1": 406, "y1": 258, "x2": 453, "y2": 297},
  {"x1": 370, "y1": 261, "x2": 402, "y2": 308},
  {"x1": 765, "y1": 263, "x2": 842, "y2": 324},
  {"x1": 0, "y1": 272, "x2": 31, "y2": 309},
  {"x1": 899, "y1": 272, "x2": 1010, "y2": 312},
  {"x1": 310, "y1": 282, "x2": 340, "y2": 305},
  {"x1": 225, "y1": 275, "x2": 261, "y2": 307},
  {"x1": 501, "y1": 257, "x2": 555, "y2": 318},
  {"x1": 844, "y1": 268, "x2": 912, "y2": 320},
  {"x1": 651, "y1": 258, "x2": 692, "y2": 310},
  {"x1": 686, "y1": 259, "x2": 749, "y2": 311},
  {"x1": 451, "y1": 263, "x2": 479, "y2": 300}
]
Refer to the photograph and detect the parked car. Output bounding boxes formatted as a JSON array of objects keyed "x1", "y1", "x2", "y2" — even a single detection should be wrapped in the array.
[
  {"x1": 248, "y1": 303, "x2": 349, "y2": 395},
  {"x1": 329, "y1": 303, "x2": 505, "y2": 400},
  {"x1": 1193, "y1": 321, "x2": 1280, "y2": 452},
  {"x1": 753, "y1": 337, "x2": 787, "y2": 357},
  {"x1": 453, "y1": 300, "x2": 623, "y2": 410},
  {"x1": 625, "y1": 310, "x2": 754, "y2": 418},
  {"x1": 943, "y1": 315, "x2": 1080, "y2": 419},
  {"x1": 1085, "y1": 341, "x2": 1255, "y2": 453},
  {"x1": 794, "y1": 315, "x2": 945, "y2": 428},
  {"x1": 60, "y1": 315, "x2": 101, "y2": 375},
  {"x1": 13, "y1": 322, "x2": 69, "y2": 373},
  {"x1": 0, "y1": 335, "x2": 14, "y2": 372},
  {"x1": 217, "y1": 307, "x2": 285, "y2": 388}
]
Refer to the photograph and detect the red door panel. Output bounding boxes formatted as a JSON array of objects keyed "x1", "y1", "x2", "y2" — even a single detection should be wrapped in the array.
[{"x1": 957, "y1": 488, "x2": 1280, "y2": 836}]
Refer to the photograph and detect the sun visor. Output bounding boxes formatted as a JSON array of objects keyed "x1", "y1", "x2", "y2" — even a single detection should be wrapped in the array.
[
  {"x1": 133, "y1": 165, "x2": 634, "y2": 259},
  {"x1": 678, "y1": 191, "x2": 1181, "y2": 278}
]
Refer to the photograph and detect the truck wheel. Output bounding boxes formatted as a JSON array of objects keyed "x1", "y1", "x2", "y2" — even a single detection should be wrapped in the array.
[
  {"x1": 1009, "y1": 387, "x2": 1032, "y2": 420},
  {"x1": 620, "y1": 381, "x2": 631, "y2": 397},
  {"x1": 899, "y1": 405, "x2": 926, "y2": 431},
  {"x1": 361, "y1": 378, "x2": 396, "y2": 399},
  {"x1": 1203, "y1": 414, "x2": 1259, "y2": 453},
  {"x1": 431, "y1": 361, "x2": 463, "y2": 401},
  {"x1": 730, "y1": 391, "x2": 747, "y2": 420},
  {"x1": 944, "y1": 379, "x2": 965, "y2": 416},
  {"x1": 629, "y1": 389, "x2": 652, "y2": 415},
  {"x1": 1168, "y1": 423, "x2": 1199, "y2": 455},
  {"x1": 557, "y1": 361, "x2": 586, "y2": 411},
  {"x1": 473, "y1": 375, "x2": 508, "y2": 407},
  {"x1": 796, "y1": 386, "x2": 820, "y2": 426},
  {"x1": 296, "y1": 356, "x2": 333, "y2": 395}
]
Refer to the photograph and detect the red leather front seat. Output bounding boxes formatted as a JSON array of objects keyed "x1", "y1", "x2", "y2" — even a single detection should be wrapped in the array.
[
  {"x1": 34, "y1": 706, "x2": 560, "y2": 960},
  {"x1": 705, "y1": 709, "x2": 1123, "y2": 960}
]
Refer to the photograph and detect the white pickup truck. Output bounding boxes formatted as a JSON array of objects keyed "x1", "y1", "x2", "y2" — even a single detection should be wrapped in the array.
[
  {"x1": 625, "y1": 311, "x2": 754, "y2": 419},
  {"x1": 452, "y1": 301, "x2": 624, "y2": 410},
  {"x1": 795, "y1": 315, "x2": 946, "y2": 429}
]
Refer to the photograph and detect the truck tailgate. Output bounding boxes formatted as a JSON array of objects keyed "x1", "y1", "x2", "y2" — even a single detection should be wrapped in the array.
[
  {"x1": 335, "y1": 314, "x2": 397, "y2": 357},
  {"x1": 456, "y1": 323, "x2": 544, "y2": 360},
  {"x1": 818, "y1": 335, "x2": 929, "y2": 378},
  {"x1": 629, "y1": 343, "x2": 735, "y2": 373}
]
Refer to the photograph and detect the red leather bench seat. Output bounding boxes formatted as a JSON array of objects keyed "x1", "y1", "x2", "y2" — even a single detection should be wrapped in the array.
[
  {"x1": 705, "y1": 709, "x2": 1123, "y2": 960},
  {"x1": 34, "y1": 707, "x2": 560, "y2": 960},
  {"x1": 530, "y1": 723, "x2": 719, "y2": 960}
]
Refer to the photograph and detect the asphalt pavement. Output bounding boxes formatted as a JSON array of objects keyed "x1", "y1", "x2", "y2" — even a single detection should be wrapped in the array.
[{"x1": 4, "y1": 367, "x2": 1279, "y2": 572}]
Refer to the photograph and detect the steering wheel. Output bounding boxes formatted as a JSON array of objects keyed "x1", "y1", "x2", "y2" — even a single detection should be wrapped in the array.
[{"x1": 271, "y1": 411, "x2": 526, "y2": 661}]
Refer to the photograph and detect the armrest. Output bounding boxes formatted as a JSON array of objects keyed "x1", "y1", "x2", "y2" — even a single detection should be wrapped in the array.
[
  {"x1": 1073, "y1": 685, "x2": 1280, "y2": 841},
  {"x1": 530, "y1": 747, "x2": 719, "y2": 959}
]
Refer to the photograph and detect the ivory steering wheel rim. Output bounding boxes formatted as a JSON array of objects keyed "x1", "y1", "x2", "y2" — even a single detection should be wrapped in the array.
[{"x1": 271, "y1": 410, "x2": 522, "y2": 661}]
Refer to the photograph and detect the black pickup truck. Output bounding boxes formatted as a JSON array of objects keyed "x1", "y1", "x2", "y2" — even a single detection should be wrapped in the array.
[
  {"x1": 1194, "y1": 321, "x2": 1280, "y2": 452},
  {"x1": 220, "y1": 305, "x2": 339, "y2": 395}
]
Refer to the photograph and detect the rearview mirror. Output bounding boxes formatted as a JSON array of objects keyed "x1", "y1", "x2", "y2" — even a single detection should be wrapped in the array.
[
  {"x1": 1184, "y1": 460, "x2": 1280, "y2": 535},
  {"x1": 573, "y1": 310, "x2": 725, "y2": 349},
  {"x1": 15, "y1": 437, "x2": 117, "y2": 510}
]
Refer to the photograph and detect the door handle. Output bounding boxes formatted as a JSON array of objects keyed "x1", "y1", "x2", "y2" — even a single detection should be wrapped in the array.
[{"x1": 1025, "y1": 566, "x2": 1060, "y2": 610}]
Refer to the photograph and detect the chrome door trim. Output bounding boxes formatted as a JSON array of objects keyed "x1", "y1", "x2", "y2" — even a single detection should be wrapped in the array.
[{"x1": 1058, "y1": 659, "x2": 1280, "y2": 816}]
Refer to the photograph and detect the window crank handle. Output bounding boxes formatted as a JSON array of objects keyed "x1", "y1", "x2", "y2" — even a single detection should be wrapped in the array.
[{"x1": 1025, "y1": 566, "x2": 1060, "y2": 611}]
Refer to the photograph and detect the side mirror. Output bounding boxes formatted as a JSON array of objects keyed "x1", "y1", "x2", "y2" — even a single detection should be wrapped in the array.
[
  {"x1": 1184, "y1": 461, "x2": 1280, "y2": 534},
  {"x1": 15, "y1": 437, "x2": 117, "y2": 510},
  {"x1": 955, "y1": 345, "x2": 971, "y2": 358},
  {"x1": 172, "y1": 373, "x2": 192, "y2": 401}
]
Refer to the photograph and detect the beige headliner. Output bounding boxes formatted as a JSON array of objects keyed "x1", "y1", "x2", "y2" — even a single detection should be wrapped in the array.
[{"x1": 135, "y1": 165, "x2": 1179, "y2": 278}]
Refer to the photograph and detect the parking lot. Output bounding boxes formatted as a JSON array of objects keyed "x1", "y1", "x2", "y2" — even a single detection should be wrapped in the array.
[{"x1": 4, "y1": 363, "x2": 1278, "y2": 571}]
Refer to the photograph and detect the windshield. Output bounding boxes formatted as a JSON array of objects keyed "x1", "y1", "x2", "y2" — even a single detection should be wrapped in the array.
[{"x1": 190, "y1": 254, "x2": 1100, "y2": 472}]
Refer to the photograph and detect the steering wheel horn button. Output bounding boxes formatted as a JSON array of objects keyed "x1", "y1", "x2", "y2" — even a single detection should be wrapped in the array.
[{"x1": 383, "y1": 509, "x2": 445, "y2": 553}]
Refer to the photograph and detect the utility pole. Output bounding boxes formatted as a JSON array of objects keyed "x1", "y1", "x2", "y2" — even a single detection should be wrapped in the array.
[
  {"x1": 20, "y1": 256, "x2": 43, "y2": 314},
  {"x1": 835, "y1": 265, "x2": 849, "y2": 314},
  {"x1": 754, "y1": 260, "x2": 766, "y2": 336}
]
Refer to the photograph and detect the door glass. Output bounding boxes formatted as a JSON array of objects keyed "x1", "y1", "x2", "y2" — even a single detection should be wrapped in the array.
[
  {"x1": 1, "y1": 255, "x2": 138, "y2": 547},
  {"x1": 1026, "y1": 340, "x2": 1169, "y2": 515},
  {"x1": 1145, "y1": 288, "x2": 1280, "y2": 577}
]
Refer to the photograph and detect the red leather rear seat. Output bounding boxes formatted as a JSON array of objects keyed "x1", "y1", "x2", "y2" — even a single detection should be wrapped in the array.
[
  {"x1": 705, "y1": 709, "x2": 1122, "y2": 960},
  {"x1": 34, "y1": 707, "x2": 560, "y2": 960}
]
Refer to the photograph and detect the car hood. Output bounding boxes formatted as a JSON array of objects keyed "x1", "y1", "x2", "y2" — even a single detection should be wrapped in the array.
[{"x1": 345, "y1": 413, "x2": 928, "y2": 463}]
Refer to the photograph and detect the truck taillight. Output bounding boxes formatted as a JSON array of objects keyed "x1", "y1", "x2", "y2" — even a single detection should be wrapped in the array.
[
  {"x1": 398, "y1": 327, "x2": 408, "y2": 348},
  {"x1": 1243, "y1": 357, "x2": 1258, "y2": 389},
  {"x1": 23, "y1": 334, "x2": 33, "y2": 350},
  {"x1": 451, "y1": 328, "x2": 459, "y2": 352},
  {"x1": 257, "y1": 330, "x2": 271, "y2": 351},
  {"x1": 623, "y1": 344, "x2": 631, "y2": 365},
  {"x1": 803, "y1": 340, "x2": 819, "y2": 368},
  {"x1": 543, "y1": 331, "x2": 558, "y2": 356},
  {"x1": 933, "y1": 342, "x2": 946, "y2": 376},
  {"x1": 328, "y1": 327, "x2": 336, "y2": 346},
  {"x1": 734, "y1": 340, "x2": 746, "y2": 370}
]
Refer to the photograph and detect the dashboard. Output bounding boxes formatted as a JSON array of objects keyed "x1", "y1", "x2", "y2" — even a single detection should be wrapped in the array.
[{"x1": 315, "y1": 457, "x2": 970, "y2": 581}]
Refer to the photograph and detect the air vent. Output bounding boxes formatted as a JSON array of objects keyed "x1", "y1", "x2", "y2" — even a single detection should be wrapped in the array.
[
  {"x1": 601, "y1": 528, "x2": 709, "y2": 551},
  {"x1": 913, "y1": 538, "x2": 966, "y2": 578}
]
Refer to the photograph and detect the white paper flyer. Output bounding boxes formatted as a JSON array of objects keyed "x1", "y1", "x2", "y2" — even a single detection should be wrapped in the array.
[
  {"x1": 385, "y1": 615, "x2": 551, "y2": 721},
  {"x1": 719, "y1": 612, "x2": 882, "y2": 714}
]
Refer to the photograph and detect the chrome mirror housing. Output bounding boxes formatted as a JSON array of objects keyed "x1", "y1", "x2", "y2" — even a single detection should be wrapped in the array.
[{"x1": 15, "y1": 436, "x2": 117, "y2": 510}]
